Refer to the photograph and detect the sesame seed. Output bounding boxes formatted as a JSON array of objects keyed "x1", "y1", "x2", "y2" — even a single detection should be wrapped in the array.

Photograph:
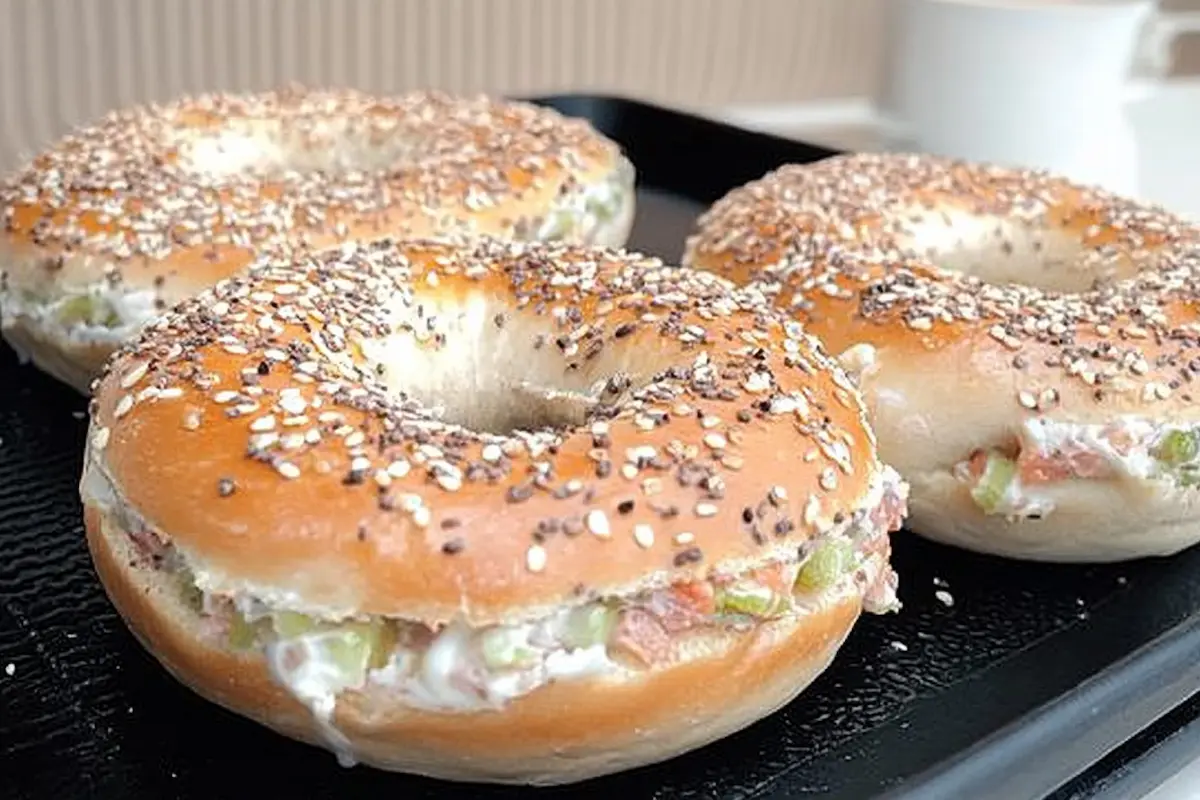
[
  {"x1": 120, "y1": 362, "x2": 149, "y2": 388},
  {"x1": 1143, "y1": 382, "x2": 1167, "y2": 401},
  {"x1": 819, "y1": 468, "x2": 838, "y2": 491},
  {"x1": 695, "y1": 502, "x2": 718, "y2": 517},
  {"x1": 743, "y1": 372, "x2": 771, "y2": 393},
  {"x1": 907, "y1": 316, "x2": 933, "y2": 331},
  {"x1": 507, "y1": 484, "x2": 534, "y2": 503},
  {"x1": 803, "y1": 495, "x2": 821, "y2": 526},
  {"x1": 276, "y1": 462, "x2": 301, "y2": 479},
  {"x1": 703, "y1": 432, "x2": 727, "y2": 450},
  {"x1": 114, "y1": 395, "x2": 134, "y2": 418},
  {"x1": 585, "y1": 509, "x2": 611, "y2": 537},
  {"x1": 91, "y1": 426, "x2": 110, "y2": 450},
  {"x1": 436, "y1": 472, "x2": 462, "y2": 492},
  {"x1": 525, "y1": 544, "x2": 547, "y2": 573},
  {"x1": 641, "y1": 477, "x2": 663, "y2": 495},
  {"x1": 250, "y1": 415, "x2": 276, "y2": 432},
  {"x1": 633, "y1": 524, "x2": 655, "y2": 548},
  {"x1": 279, "y1": 394, "x2": 307, "y2": 415}
]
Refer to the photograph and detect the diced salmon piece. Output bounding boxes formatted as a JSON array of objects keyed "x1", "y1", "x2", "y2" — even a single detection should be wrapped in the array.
[{"x1": 611, "y1": 608, "x2": 672, "y2": 666}]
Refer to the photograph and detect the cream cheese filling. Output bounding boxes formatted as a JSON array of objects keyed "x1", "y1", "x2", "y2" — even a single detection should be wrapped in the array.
[
  {"x1": 1, "y1": 162, "x2": 634, "y2": 352},
  {"x1": 81, "y1": 434, "x2": 899, "y2": 768},
  {"x1": 960, "y1": 416, "x2": 1200, "y2": 519},
  {"x1": 0, "y1": 284, "x2": 159, "y2": 347},
  {"x1": 533, "y1": 158, "x2": 635, "y2": 245}
]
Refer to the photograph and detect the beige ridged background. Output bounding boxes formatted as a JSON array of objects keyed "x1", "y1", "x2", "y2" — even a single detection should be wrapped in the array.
[
  {"x1": 2, "y1": 0, "x2": 1198, "y2": 172},
  {"x1": 0, "y1": 0, "x2": 890, "y2": 170}
]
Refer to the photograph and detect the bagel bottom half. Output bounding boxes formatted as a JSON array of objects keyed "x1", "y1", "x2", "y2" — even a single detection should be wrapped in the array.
[
  {"x1": 86, "y1": 500, "x2": 865, "y2": 786},
  {"x1": 2, "y1": 314, "x2": 110, "y2": 393}
]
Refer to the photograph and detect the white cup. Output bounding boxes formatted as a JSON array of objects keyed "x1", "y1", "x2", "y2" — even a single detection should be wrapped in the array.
[
  {"x1": 880, "y1": 0, "x2": 1200, "y2": 197},
  {"x1": 1127, "y1": 81, "x2": 1200, "y2": 219}
]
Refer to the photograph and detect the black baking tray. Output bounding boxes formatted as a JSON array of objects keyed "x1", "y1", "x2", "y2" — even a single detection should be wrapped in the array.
[{"x1": 3, "y1": 94, "x2": 1200, "y2": 800}]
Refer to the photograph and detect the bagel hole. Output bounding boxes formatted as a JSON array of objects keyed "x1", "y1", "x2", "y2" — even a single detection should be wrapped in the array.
[
  {"x1": 178, "y1": 119, "x2": 414, "y2": 179},
  {"x1": 361, "y1": 295, "x2": 659, "y2": 437},
  {"x1": 898, "y1": 205, "x2": 1137, "y2": 292}
]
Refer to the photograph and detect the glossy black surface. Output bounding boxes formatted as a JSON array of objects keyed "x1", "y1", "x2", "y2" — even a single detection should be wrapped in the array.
[{"x1": 2, "y1": 94, "x2": 1199, "y2": 800}]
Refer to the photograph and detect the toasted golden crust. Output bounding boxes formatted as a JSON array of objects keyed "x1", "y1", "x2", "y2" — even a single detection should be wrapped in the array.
[
  {"x1": 0, "y1": 87, "x2": 635, "y2": 391},
  {"x1": 87, "y1": 492, "x2": 863, "y2": 785},
  {"x1": 685, "y1": 153, "x2": 1200, "y2": 561},
  {"x1": 87, "y1": 237, "x2": 887, "y2": 622}
]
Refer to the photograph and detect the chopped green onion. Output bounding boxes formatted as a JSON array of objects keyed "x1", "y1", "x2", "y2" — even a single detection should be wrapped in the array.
[
  {"x1": 545, "y1": 210, "x2": 576, "y2": 239},
  {"x1": 716, "y1": 582, "x2": 776, "y2": 616},
  {"x1": 178, "y1": 575, "x2": 203, "y2": 612},
  {"x1": 587, "y1": 193, "x2": 620, "y2": 222},
  {"x1": 795, "y1": 540, "x2": 854, "y2": 593},
  {"x1": 1178, "y1": 465, "x2": 1200, "y2": 487},
  {"x1": 479, "y1": 628, "x2": 539, "y2": 670},
  {"x1": 970, "y1": 451, "x2": 1017, "y2": 514},
  {"x1": 55, "y1": 293, "x2": 122, "y2": 328},
  {"x1": 324, "y1": 621, "x2": 391, "y2": 675},
  {"x1": 228, "y1": 613, "x2": 261, "y2": 650},
  {"x1": 272, "y1": 610, "x2": 318, "y2": 639},
  {"x1": 57, "y1": 295, "x2": 97, "y2": 324},
  {"x1": 562, "y1": 604, "x2": 618, "y2": 649},
  {"x1": 271, "y1": 612, "x2": 392, "y2": 677},
  {"x1": 1155, "y1": 429, "x2": 1199, "y2": 466}
]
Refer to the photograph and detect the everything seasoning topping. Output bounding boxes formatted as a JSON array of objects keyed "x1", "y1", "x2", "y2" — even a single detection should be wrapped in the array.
[
  {"x1": 1, "y1": 87, "x2": 621, "y2": 265},
  {"x1": 685, "y1": 152, "x2": 1200, "y2": 409},
  {"x1": 95, "y1": 237, "x2": 876, "y2": 591}
]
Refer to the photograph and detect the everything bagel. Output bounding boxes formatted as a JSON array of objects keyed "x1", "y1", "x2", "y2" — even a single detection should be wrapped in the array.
[
  {"x1": 0, "y1": 87, "x2": 635, "y2": 392},
  {"x1": 685, "y1": 152, "x2": 1200, "y2": 563},
  {"x1": 82, "y1": 237, "x2": 907, "y2": 784}
]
